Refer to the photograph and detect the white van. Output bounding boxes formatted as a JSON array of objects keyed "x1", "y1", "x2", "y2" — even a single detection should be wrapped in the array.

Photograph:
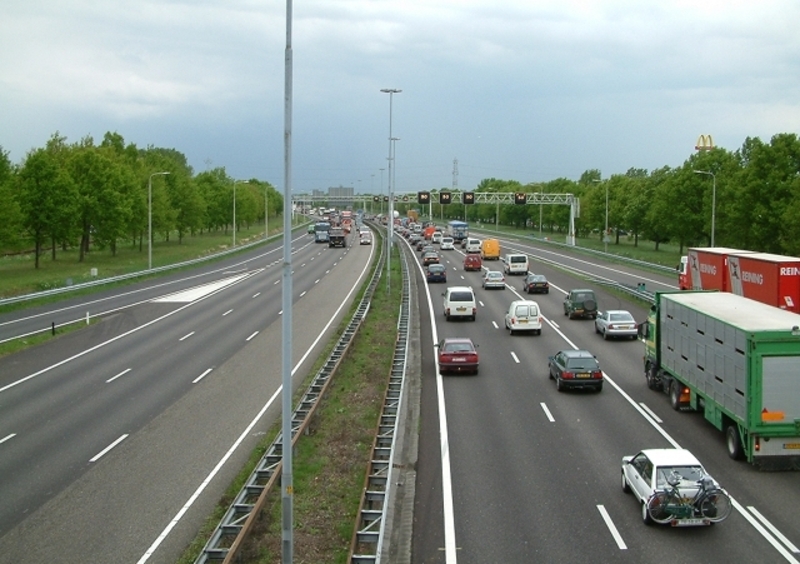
[
  {"x1": 465, "y1": 238, "x2": 481, "y2": 254},
  {"x1": 503, "y1": 253, "x2": 529, "y2": 275},
  {"x1": 442, "y1": 286, "x2": 477, "y2": 321},
  {"x1": 504, "y1": 299, "x2": 542, "y2": 335},
  {"x1": 431, "y1": 232, "x2": 443, "y2": 245}
]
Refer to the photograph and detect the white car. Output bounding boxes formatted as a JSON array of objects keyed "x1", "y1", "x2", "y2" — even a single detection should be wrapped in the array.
[
  {"x1": 431, "y1": 232, "x2": 443, "y2": 244},
  {"x1": 440, "y1": 237, "x2": 455, "y2": 250},
  {"x1": 504, "y1": 300, "x2": 542, "y2": 335},
  {"x1": 465, "y1": 238, "x2": 481, "y2": 253},
  {"x1": 622, "y1": 448, "x2": 730, "y2": 526},
  {"x1": 442, "y1": 286, "x2": 477, "y2": 321},
  {"x1": 594, "y1": 310, "x2": 638, "y2": 340},
  {"x1": 482, "y1": 270, "x2": 506, "y2": 290}
]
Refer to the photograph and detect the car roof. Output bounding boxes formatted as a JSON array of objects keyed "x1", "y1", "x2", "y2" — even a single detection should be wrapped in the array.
[
  {"x1": 510, "y1": 299, "x2": 539, "y2": 307},
  {"x1": 638, "y1": 448, "x2": 702, "y2": 467},
  {"x1": 485, "y1": 270, "x2": 503, "y2": 275},
  {"x1": 442, "y1": 337, "x2": 474, "y2": 343},
  {"x1": 605, "y1": 309, "x2": 632, "y2": 315},
  {"x1": 447, "y1": 286, "x2": 473, "y2": 292},
  {"x1": 427, "y1": 263, "x2": 445, "y2": 270}
]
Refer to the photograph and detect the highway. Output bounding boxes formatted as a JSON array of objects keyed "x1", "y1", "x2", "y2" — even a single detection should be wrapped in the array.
[
  {"x1": 0, "y1": 231, "x2": 375, "y2": 564},
  {"x1": 407, "y1": 232, "x2": 800, "y2": 564}
]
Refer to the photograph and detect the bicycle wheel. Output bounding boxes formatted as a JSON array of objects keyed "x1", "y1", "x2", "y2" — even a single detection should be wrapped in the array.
[
  {"x1": 646, "y1": 492, "x2": 675, "y2": 524},
  {"x1": 698, "y1": 489, "x2": 732, "y2": 523}
]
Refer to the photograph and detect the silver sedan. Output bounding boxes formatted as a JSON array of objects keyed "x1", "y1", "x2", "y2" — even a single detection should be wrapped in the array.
[{"x1": 594, "y1": 310, "x2": 638, "y2": 340}]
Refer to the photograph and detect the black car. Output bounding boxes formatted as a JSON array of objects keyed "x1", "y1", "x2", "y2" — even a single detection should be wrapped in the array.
[
  {"x1": 548, "y1": 349, "x2": 603, "y2": 392},
  {"x1": 426, "y1": 263, "x2": 447, "y2": 283},
  {"x1": 522, "y1": 273, "x2": 549, "y2": 294}
]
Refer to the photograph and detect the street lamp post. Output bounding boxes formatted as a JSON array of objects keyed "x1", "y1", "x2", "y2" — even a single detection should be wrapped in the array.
[
  {"x1": 233, "y1": 179, "x2": 249, "y2": 247},
  {"x1": 381, "y1": 88, "x2": 401, "y2": 291},
  {"x1": 604, "y1": 182, "x2": 609, "y2": 253},
  {"x1": 693, "y1": 170, "x2": 716, "y2": 247},
  {"x1": 265, "y1": 184, "x2": 270, "y2": 240},
  {"x1": 148, "y1": 171, "x2": 170, "y2": 270}
]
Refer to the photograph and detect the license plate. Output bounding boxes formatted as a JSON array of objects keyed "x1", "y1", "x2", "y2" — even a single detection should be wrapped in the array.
[
  {"x1": 456, "y1": 306, "x2": 466, "y2": 311},
  {"x1": 577, "y1": 373, "x2": 591, "y2": 379},
  {"x1": 519, "y1": 319, "x2": 527, "y2": 324},
  {"x1": 672, "y1": 518, "x2": 709, "y2": 527},
  {"x1": 783, "y1": 443, "x2": 800, "y2": 450},
  {"x1": 453, "y1": 358, "x2": 466, "y2": 362}
]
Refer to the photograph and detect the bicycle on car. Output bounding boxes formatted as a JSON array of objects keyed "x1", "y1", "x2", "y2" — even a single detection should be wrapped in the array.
[{"x1": 646, "y1": 469, "x2": 732, "y2": 526}]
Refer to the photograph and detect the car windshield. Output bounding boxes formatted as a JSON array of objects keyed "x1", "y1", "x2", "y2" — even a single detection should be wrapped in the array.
[
  {"x1": 443, "y1": 342, "x2": 474, "y2": 353},
  {"x1": 566, "y1": 358, "x2": 599, "y2": 371},
  {"x1": 610, "y1": 312, "x2": 634, "y2": 322},
  {"x1": 655, "y1": 466, "x2": 705, "y2": 488},
  {"x1": 449, "y1": 292, "x2": 474, "y2": 302}
]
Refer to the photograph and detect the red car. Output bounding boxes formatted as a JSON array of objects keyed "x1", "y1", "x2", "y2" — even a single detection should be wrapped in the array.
[
  {"x1": 437, "y1": 337, "x2": 479, "y2": 374},
  {"x1": 463, "y1": 254, "x2": 482, "y2": 271}
]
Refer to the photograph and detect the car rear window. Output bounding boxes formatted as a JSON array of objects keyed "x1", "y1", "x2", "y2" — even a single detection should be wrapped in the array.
[
  {"x1": 515, "y1": 304, "x2": 538, "y2": 317},
  {"x1": 566, "y1": 358, "x2": 599, "y2": 371},
  {"x1": 510, "y1": 256, "x2": 527, "y2": 263},
  {"x1": 449, "y1": 291, "x2": 474, "y2": 302},
  {"x1": 443, "y1": 342, "x2": 474, "y2": 352},
  {"x1": 610, "y1": 312, "x2": 634, "y2": 322},
  {"x1": 573, "y1": 292, "x2": 594, "y2": 301}
]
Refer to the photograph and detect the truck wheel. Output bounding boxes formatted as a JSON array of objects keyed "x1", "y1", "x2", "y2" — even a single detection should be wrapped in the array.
[
  {"x1": 646, "y1": 367, "x2": 659, "y2": 391},
  {"x1": 669, "y1": 382, "x2": 683, "y2": 411},
  {"x1": 726, "y1": 424, "x2": 744, "y2": 460}
]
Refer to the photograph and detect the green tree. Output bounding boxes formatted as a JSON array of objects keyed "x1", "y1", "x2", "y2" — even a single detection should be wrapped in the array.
[
  {"x1": 0, "y1": 147, "x2": 23, "y2": 250},
  {"x1": 17, "y1": 148, "x2": 77, "y2": 268}
]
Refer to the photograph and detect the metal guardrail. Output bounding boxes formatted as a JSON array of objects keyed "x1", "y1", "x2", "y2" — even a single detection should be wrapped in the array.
[
  {"x1": 0, "y1": 228, "x2": 309, "y2": 307},
  {"x1": 348, "y1": 234, "x2": 411, "y2": 563},
  {"x1": 194, "y1": 226, "x2": 390, "y2": 564}
]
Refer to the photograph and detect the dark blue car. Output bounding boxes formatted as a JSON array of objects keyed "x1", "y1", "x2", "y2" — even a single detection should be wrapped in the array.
[{"x1": 426, "y1": 263, "x2": 447, "y2": 283}]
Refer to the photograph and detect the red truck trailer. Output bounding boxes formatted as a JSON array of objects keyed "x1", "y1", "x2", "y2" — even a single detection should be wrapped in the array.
[
  {"x1": 678, "y1": 247, "x2": 752, "y2": 291},
  {"x1": 727, "y1": 253, "x2": 800, "y2": 312},
  {"x1": 678, "y1": 248, "x2": 800, "y2": 312}
]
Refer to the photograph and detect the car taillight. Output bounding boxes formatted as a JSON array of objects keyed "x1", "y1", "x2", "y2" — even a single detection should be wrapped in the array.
[
  {"x1": 562, "y1": 371, "x2": 574, "y2": 379},
  {"x1": 593, "y1": 370, "x2": 603, "y2": 379},
  {"x1": 510, "y1": 317, "x2": 517, "y2": 325}
]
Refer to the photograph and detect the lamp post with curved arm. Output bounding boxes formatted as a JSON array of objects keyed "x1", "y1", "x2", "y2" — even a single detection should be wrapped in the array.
[
  {"x1": 148, "y1": 171, "x2": 170, "y2": 270},
  {"x1": 693, "y1": 170, "x2": 716, "y2": 247}
]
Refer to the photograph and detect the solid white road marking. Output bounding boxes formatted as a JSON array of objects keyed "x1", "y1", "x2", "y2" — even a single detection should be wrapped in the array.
[
  {"x1": 748, "y1": 506, "x2": 800, "y2": 553},
  {"x1": 638, "y1": 402, "x2": 662, "y2": 423}
]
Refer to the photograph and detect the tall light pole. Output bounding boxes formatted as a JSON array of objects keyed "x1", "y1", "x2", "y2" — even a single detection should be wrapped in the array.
[
  {"x1": 379, "y1": 168, "x2": 385, "y2": 215},
  {"x1": 148, "y1": 171, "x2": 170, "y2": 270},
  {"x1": 232, "y1": 179, "x2": 249, "y2": 247},
  {"x1": 693, "y1": 170, "x2": 716, "y2": 247},
  {"x1": 381, "y1": 88, "x2": 401, "y2": 291},
  {"x1": 264, "y1": 184, "x2": 270, "y2": 240}
]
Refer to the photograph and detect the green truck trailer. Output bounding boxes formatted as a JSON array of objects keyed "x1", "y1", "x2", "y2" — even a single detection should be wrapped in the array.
[{"x1": 642, "y1": 291, "x2": 800, "y2": 469}]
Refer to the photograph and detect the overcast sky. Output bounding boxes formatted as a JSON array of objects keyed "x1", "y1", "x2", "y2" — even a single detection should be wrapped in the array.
[{"x1": 2, "y1": 1, "x2": 799, "y2": 194}]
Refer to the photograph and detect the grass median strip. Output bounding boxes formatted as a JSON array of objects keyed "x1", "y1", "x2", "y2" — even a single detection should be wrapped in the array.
[{"x1": 179, "y1": 246, "x2": 403, "y2": 564}]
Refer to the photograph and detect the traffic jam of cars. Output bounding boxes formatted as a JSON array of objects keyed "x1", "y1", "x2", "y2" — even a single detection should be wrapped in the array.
[{"x1": 398, "y1": 218, "x2": 734, "y2": 532}]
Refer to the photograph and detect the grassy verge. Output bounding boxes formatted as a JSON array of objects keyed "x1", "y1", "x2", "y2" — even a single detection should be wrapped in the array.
[
  {"x1": 0, "y1": 318, "x2": 99, "y2": 358},
  {"x1": 0, "y1": 218, "x2": 303, "y2": 300},
  {"x1": 462, "y1": 222, "x2": 683, "y2": 269},
  {"x1": 177, "y1": 245, "x2": 403, "y2": 564}
]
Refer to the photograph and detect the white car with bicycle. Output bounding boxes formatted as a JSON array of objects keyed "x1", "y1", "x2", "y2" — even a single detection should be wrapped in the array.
[{"x1": 622, "y1": 448, "x2": 731, "y2": 526}]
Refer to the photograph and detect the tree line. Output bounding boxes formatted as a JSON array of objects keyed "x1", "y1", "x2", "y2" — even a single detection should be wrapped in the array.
[
  {"x1": 402, "y1": 133, "x2": 800, "y2": 255},
  {"x1": 0, "y1": 132, "x2": 281, "y2": 268}
]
